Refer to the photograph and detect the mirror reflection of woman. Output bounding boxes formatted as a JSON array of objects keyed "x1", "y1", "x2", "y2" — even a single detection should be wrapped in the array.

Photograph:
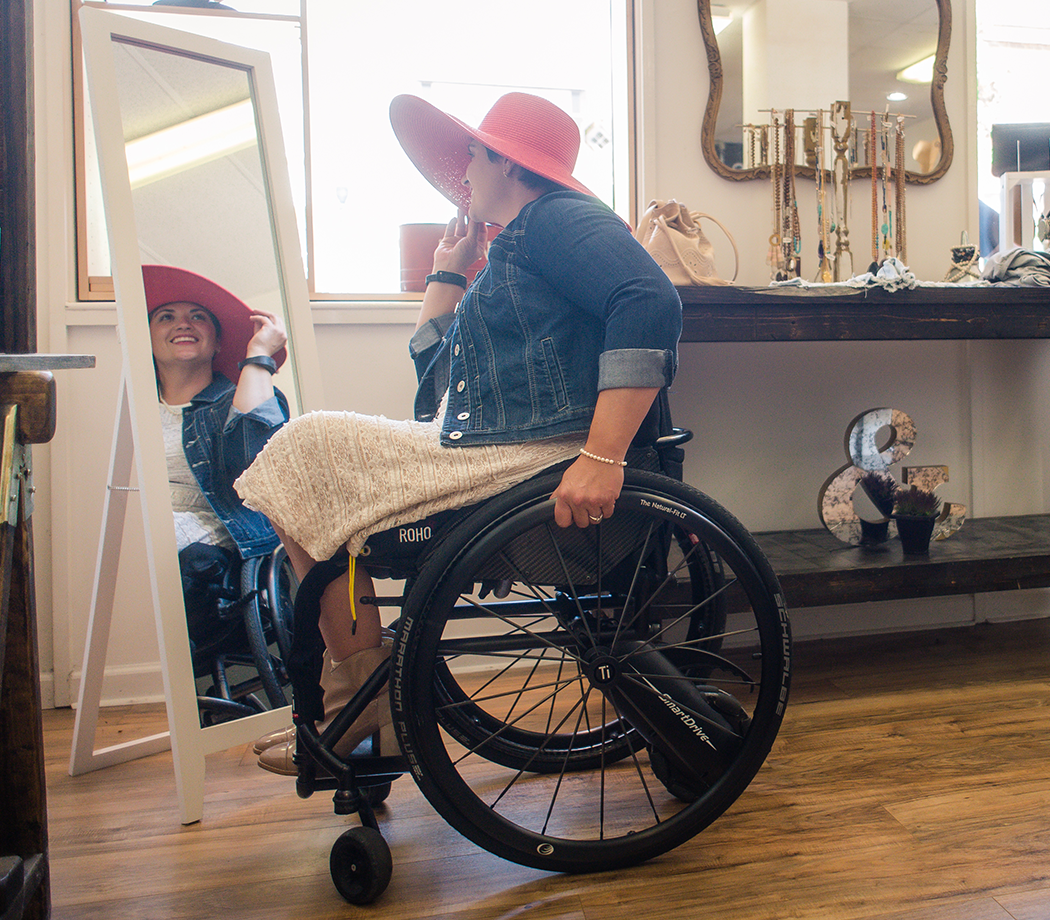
[{"x1": 144, "y1": 265, "x2": 290, "y2": 651}]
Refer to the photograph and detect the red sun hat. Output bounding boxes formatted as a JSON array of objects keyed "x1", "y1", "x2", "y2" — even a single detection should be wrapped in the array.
[
  {"x1": 389, "y1": 92, "x2": 598, "y2": 213},
  {"x1": 142, "y1": 264, "x2": 287, "y2": 384}
]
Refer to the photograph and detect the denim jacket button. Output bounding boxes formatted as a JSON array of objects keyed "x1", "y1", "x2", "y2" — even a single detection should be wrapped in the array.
[
  {"x1": 457, "y1": 411, "x2": 470, "y2": 421},
  {"x1": 456, "y1": 380, "x2": 466, "y2": 392},
  {"x1": 449, "y1": 430, "x2": 464, "y2": 440},
  {"x1": 454, "y1": 344, "x2": 461, "y2": 356}
]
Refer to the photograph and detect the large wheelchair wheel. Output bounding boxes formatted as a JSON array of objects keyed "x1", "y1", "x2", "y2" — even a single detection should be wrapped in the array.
[{"x1": 392, "y1": 469, "x2": 790, "y2": 873}]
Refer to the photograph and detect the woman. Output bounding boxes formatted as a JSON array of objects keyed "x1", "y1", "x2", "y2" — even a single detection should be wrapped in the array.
[
  {"x1": 238, "y1": 93, "x2": 682, "y2": 772},
  {"x1": 144, "y1": 264, "x2": 290, "y2": 649}
]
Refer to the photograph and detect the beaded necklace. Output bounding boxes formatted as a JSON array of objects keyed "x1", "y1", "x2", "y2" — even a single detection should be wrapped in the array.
[
  {"x1": 880, "y1": 114, "x2": 892, "y2": 260},
  {"x1": 895, "y1": 115, "x2": 907, "y2": 264},
  {"x1": 784, "y1": 109, "x2": 801, "y2": 278},
  {"x1": 770, "y1": 111, "x2": 784, "y2": 279},
  {"x1": 870, "y1": 111, "x2": 879, "y2": 265},
  {"x1": 815, "y1": 109, "x2": 832, "y2": 282}
]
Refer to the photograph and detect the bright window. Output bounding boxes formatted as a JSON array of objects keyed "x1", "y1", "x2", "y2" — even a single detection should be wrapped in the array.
[
  {"x1": 75, "y1": 0, "x2": 631, "y2": 300},
  {"x1": 975, "y1": 0, "x2": 1050, "y2": 251}
]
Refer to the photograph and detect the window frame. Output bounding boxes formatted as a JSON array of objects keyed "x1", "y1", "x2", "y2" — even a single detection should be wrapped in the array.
[{"x1": 71, "y1": 0, "x2": 640, "y2": 303}]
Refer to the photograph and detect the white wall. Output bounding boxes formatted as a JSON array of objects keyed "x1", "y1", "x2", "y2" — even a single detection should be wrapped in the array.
[{"x1": 36, "y1": 0, "x2": 1050, "y2": 709}]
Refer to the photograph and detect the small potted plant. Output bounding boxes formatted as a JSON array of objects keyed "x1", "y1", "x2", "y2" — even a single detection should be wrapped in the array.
[
  {"x1": 858, "y1": 471, "x2": 901, "y2": 544},
  {"x1": 892, "y1": 486, "x2": 942, "y2": 555}
]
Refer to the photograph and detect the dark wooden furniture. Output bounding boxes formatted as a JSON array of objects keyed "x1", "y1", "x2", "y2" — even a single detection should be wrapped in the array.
[
  {"x1": 677, "y1": 284, "x2": 1050, "y2": 343},
  {"x1": 676, "y1": 284, "x2": 1050, "y2": 608},
  {"x1": 1, "y1": 358, "x2": 93, "y2": 920}
]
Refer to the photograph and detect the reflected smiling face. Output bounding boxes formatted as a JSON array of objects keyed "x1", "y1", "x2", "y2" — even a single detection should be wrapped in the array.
[{"x1": 149, "y1": 301, "x2": 221, "y2": 370}]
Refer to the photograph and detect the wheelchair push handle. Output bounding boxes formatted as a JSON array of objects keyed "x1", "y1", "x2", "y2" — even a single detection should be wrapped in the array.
[{"x1": 654, "y1": 427, "x2": 693, "y2": 450}]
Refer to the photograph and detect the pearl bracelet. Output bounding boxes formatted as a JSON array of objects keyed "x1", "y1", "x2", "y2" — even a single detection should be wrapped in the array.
[{"x1": 579, "y1": 448, "x2": 627, "y2": 468}]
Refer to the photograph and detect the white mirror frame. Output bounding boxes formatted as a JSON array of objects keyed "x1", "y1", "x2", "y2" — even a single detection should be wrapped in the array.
[{"x1": 70, "y1": 7, "x2": 324, "y2": 824}]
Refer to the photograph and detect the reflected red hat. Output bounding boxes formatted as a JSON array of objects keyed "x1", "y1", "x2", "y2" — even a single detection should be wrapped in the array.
[
  {"x1": 389, "y1": 92, "x2": 597, "y2": 212},
  {"x1": 142, "y1": 264, "x2": 287, "y2": 383}
]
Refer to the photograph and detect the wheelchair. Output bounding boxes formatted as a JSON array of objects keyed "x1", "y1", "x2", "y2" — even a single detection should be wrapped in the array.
[
  {"x1": 185, "y1": 544, "x2": 297, "y2": 726},
  {"x1": 285, "y1": 403, "x2": 792, "y2": 905}
]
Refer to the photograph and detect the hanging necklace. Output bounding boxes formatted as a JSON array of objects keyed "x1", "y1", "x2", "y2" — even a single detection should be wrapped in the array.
[
  {"x1": 895, "y1": 115, "x2": 907, "y2": 264},
  {"x1": 770, "y1": 111, "x2": 784, "y2": 279},
  {"x1": 815, "y1": 109, "x2": 832, "y2": 282},
  {"x1": 784, "y1": 109, "x2": 801, "y2": 278},
  {"x1": 870, "y1": 110, "x2": 879, "y2": 266},
  {"x1": 880, "y1": 113, "x2": 892, "y2": 261}
]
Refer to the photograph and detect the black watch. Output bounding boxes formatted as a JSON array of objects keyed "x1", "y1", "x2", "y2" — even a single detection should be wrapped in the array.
[{"x1": 238, "y1": 355, "x2": 278, "y2": 375}]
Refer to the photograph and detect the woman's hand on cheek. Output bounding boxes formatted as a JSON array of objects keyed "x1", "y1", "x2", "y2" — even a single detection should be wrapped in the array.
[
  {"x1": 433, "y1": 209, "x2": 487, "y2": 275},
  {"x1": 552, "y1": 458, "x2": 623, "y2": 528}
]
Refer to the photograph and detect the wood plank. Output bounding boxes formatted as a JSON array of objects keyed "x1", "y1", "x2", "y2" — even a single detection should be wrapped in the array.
[
  {"x1": 677, "y1": 285, "x2": 1050, "y2": 343},
  {"x1": 41, "y1": 619, "x2": 1050, "y2": 920},
  {"x1": 754, "y1": 515, "x2": 1050, "y2": 608}
]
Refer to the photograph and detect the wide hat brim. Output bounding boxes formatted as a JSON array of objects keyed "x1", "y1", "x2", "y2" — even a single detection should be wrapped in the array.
[
  {"x1": 142, "y1": 264, "x2": 287, "y2": 384},
  {"x1": 389, "y1": 93, "x2": 597, "y2": 214}
]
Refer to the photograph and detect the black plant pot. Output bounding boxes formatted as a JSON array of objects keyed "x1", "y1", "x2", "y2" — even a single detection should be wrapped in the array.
[
  {"x1": 894, "y1": 514, "x2": 936, "y2": 556},
  {"x1": 859, "y1": 519, "x2": 890, "y2": 545}
]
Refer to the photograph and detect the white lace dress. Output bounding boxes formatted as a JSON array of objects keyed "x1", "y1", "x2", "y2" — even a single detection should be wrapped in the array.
[{"x1": 234, "y1": 404, "x2": 584, "y2": 561}]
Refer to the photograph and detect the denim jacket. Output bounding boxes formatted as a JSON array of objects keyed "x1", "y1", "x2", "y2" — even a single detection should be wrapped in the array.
[
  {"x1": 410, "y1": 192, "x2": 682, "y2": 445},
  {"x1": 181, "y1": 374, "x2": 290, "y2": 558}
]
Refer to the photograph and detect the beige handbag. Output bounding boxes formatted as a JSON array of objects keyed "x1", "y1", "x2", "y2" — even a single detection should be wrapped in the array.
[{"x1": 634, "y1": 199, "x2": 739, "y2": 286}]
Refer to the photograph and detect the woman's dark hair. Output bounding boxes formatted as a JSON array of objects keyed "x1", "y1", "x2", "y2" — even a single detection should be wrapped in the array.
[{"x1": 484, "y1": 146, "x2": 565, "y2": 197}]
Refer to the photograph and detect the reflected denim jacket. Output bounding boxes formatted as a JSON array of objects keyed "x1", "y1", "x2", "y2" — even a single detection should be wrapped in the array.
[
  {"x1": 182, "y1": 374, "x2": 290, "y2": 558},
  {"x1": 410, "y1": 192, "x2": 682, "y2": 445}
]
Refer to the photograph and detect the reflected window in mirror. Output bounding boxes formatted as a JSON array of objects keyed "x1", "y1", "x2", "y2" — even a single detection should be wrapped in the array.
[
  {"x1": 74, "y1": 0, "x2": 633, "y2": 301},
  {"x1": 975, "y1": 0, "x2": 1050, "y2": 251},
  {"x1": 698, "y1": 0, "x2": 953, "y2": 184},
  {"x1": 75, "y1": 1, "x2": 304, "y2": 299}
]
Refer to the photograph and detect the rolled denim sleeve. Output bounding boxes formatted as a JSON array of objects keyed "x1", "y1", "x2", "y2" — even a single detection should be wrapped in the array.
[
  {"x1": 520, "y1": 195, "x2": 682, "y2": 390},
  {"x1": 222, "y1": 390, "x2": 290, "y2": 478},
  {"x1": 409, "y1": 313, "x2": 457, "y2": 383}
]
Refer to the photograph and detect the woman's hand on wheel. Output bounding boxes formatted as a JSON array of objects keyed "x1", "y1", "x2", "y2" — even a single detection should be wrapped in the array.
[{"x1": 552, "y1": 457, "x2": 623, "y2": 529}]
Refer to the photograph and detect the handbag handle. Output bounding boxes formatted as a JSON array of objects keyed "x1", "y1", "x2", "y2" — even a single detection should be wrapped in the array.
[
  {"x1": 655, "y1": 212, "x2": 740, "y2": 285},
  {"x1": 688, "y1": 210, "x2": 740, "y2": 283}
]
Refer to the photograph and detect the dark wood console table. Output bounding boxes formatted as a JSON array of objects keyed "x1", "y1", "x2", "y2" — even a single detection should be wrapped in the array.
[
  {"x1": 1, "y1": 355, "x2": 94, "y2": 920},
  {"x1": 677, "y1": 284, "x2": 1050, "y2": 343},
  {"x1": 676, "y1": 284, "x2": 1050, "y2": 609}
]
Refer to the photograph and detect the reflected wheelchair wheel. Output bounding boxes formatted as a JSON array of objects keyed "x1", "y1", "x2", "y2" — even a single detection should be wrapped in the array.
[{"x1": 393, "y1": 469, "x2": 791, "y2": 873}]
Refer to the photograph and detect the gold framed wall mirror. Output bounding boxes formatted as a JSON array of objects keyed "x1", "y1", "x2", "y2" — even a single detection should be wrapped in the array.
[
  {"x1": 71, "y1": 7, "x2": 324, "y2": 824},
  {"x1": 698, "y1": 0, "x2": 953, "y2": 183}
]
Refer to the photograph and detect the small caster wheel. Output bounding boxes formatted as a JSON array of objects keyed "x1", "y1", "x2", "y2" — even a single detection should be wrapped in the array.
[
  {"x1": 363, "y1": 782, "x2": 392, "y2": 808},
  {"x1": 330, "y1": 826, "x2": 392, "y2": 904}
]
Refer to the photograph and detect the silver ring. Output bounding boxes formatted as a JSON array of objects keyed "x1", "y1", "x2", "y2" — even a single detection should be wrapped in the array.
[{"x1": 588, "y1": 513, "x2": 603, "y2": 523}]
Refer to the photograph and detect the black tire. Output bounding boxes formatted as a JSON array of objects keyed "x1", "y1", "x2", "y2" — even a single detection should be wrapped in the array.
[
  {"x1": 392, "y1": 469, "x2": 791, "y2": 873},
  {"x1": 241, "y1": 556, "x2": 288, "y2": 709},
  {"x1": 329, "y1": 826, "x2": 392, "y2": 905},
  {"x1": 263, "y1": 546, "x2": 297, "y2": 666}
]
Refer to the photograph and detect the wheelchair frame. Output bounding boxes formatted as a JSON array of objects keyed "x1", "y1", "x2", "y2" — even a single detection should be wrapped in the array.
[
  {"x1": 283, "y1": 430, "x2": 793, "y2": 905},
  {"x1": 192, "y1": 546, "x2": 297, "y2": 726}
]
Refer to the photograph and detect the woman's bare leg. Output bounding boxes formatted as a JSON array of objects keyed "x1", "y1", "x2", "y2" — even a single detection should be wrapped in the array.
[{"x1": 272, "y1": 523, "x2": 381, "y2": 661}]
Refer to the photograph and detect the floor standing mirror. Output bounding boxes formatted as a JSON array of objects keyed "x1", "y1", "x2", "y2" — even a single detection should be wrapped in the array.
[{"x1": 71, "y1": 7, "x2": 324, "y2": 824}]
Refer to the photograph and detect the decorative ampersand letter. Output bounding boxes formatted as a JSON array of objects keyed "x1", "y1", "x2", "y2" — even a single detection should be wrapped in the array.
[{"x1": 818, "y1": 408, "x2": 966, "y2": 546}]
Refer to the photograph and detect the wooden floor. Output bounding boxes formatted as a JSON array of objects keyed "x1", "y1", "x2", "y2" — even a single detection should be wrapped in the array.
[{"x1": 44, "y1": 618, "x2": 1050, "y2": 920}]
